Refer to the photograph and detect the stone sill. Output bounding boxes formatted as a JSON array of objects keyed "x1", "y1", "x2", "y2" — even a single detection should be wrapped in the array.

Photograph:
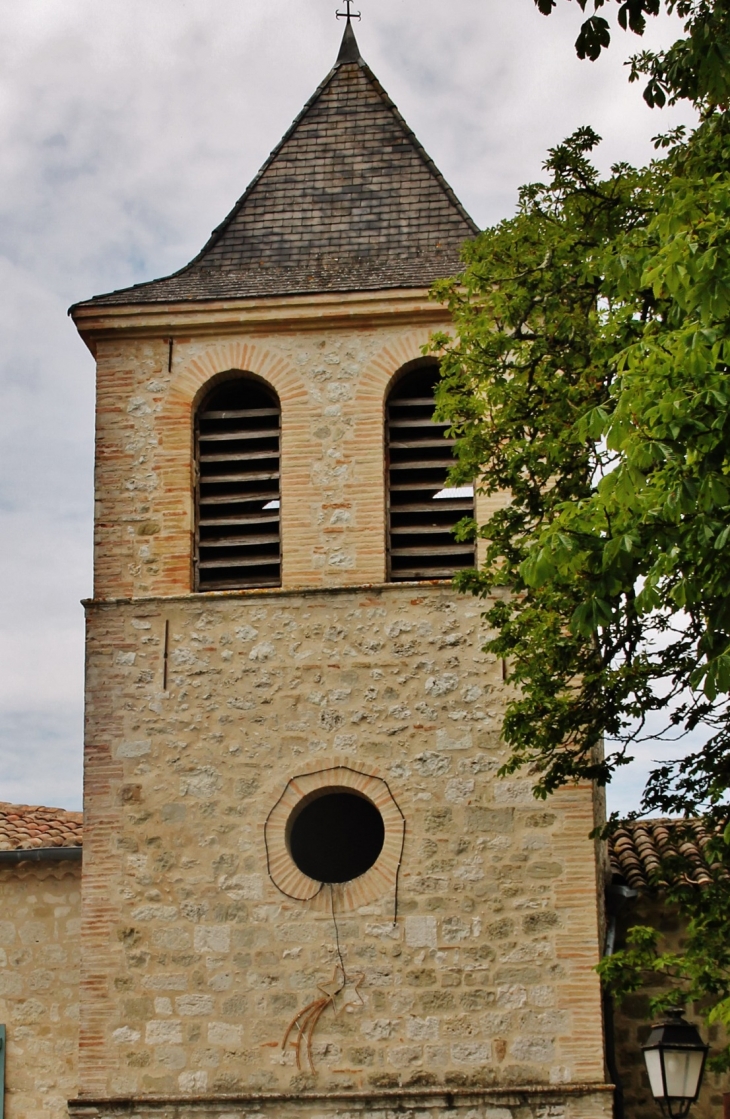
[
  {"x1": 69, "y1": 1082, "x2": 613, "y2": 1112},
  {"x1": 82, "y1": 578, "x2": 462, "y2": 610}
]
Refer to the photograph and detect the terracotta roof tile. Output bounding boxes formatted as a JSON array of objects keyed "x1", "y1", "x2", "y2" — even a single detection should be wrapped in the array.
[
  {"x1": 0, "y1": 802, "x2": 83, "y2": 851},
  {"x1": 72, "y1": 22, "x2": 476, "y2": 311},
  {"x1": 608, "y1": 818, "x2": 717, "y2": 890}
]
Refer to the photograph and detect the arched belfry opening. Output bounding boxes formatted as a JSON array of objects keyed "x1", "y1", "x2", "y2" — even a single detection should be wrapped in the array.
[
  {"x1": 385, "y1": 362, "x2": 475, "y2": 581},
  {"x1": 194, "y1": 375, "x2": 281, "y2": 591}
]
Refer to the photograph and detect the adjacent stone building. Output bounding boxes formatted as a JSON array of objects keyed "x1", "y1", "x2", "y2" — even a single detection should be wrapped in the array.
[
  {"x1": 0, "y1": 16, "x2": 664, "y2": 1119},
  {"x1": 0, "y1": 804, "x2": 82, "y2": 1119}
]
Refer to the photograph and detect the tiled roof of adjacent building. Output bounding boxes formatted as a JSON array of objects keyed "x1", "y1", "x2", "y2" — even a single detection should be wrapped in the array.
[
  {"x1": 0, "y1": 802, "x2": 83, "y2": 851},
  {"x1": 72, "y1": 20, "x2": 477, "y2": 311},
  {"x1": 609, "y1": 818, "x2": 715, "y2": 890}
]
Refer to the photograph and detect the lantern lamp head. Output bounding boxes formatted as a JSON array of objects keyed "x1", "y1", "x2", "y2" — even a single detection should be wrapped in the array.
[{"x1": 642, "y1": 1008, "x2": 709, "y2": 1119}]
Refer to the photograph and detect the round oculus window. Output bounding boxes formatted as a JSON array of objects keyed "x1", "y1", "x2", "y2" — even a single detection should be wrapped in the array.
[{"x1": 288, "y1": 790, "x2": 385, "y2": 884}]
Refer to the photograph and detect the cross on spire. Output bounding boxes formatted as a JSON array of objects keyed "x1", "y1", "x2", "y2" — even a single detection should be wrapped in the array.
[{"x1": 336, "y1": 0, "x2": 361, "y2": 20}]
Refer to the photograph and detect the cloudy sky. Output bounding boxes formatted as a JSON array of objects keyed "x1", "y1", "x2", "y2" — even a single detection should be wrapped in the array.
[{"x1": 0, "y1": 0, "x2": 696, "y2": 813}]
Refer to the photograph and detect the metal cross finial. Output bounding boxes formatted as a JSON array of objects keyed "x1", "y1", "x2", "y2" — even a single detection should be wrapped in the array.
[{"x1": 336, "y1": 0, "x2": 361, "y2": 20}]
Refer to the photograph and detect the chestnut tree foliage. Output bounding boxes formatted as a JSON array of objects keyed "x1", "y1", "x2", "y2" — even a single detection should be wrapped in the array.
[
  {"x1": 535, "y1": 0, "x2": 730, "y2": 108},
  {"x1": 428, "y1": 0, "x2": 730, "y2": 1063}
]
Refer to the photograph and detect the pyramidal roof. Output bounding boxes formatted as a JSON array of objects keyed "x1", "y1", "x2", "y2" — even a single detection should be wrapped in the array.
[{"x1": 77, "y1": 21, "x2": 478, "y2": 309}]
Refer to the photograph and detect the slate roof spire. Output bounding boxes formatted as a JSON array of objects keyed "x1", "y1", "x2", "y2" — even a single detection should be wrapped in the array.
[
  {"x1": 336, "y1": 15, "x2": 361, "y2": 64},
  {"x1": 75, "y1": 20, "x2": 478, "y2": 309}
]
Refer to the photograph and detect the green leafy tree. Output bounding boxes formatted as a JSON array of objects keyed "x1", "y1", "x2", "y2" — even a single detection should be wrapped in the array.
[
  {"x1": 427, "y1": 0, "x2": 730, "y2": 1065},
  {"x1": 534, "y1": 0, "x2": 730, "y2": 109}
]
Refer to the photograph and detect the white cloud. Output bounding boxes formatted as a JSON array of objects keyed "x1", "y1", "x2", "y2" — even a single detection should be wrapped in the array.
[{"x1": 0, "y1": 0, "x2": 697, "y2": 810}]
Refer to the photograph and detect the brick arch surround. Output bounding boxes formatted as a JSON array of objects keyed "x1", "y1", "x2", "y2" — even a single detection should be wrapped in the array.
[
  {"x1": 174, "y1": 340, "x2": 305, "y2": 412},
  {"x1": 357, "y1": 328, "x2": 440, "y2": 408},
  {"x1": 264, "y1": 763, "x2": 406, "y2": 914}
]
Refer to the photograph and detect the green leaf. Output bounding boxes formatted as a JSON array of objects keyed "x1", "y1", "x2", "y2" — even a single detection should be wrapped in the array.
[{"x1": 576, "y1": 15, "x2": 611, "y2": 61}]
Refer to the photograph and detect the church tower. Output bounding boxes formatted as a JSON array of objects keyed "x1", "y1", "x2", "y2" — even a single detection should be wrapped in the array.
[{"x1": 69, "y1": 20, "x2": 612, "y2": 1119}]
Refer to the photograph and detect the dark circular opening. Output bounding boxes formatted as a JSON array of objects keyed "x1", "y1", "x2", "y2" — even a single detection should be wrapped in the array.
[{"x1": 289, "y1": 791, "x2": 385, "y2": 884}]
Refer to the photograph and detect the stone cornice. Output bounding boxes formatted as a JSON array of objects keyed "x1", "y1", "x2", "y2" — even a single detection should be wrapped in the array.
[
  {"x1": 71, "y1": 288, "x2": 450, "y2": 354},
  {"x1": 81, "y1": 578, "x2": 457, "y2": 611},
  {"x1": 68, "y1": 1082, "x2": 614, "y2": 1115}
]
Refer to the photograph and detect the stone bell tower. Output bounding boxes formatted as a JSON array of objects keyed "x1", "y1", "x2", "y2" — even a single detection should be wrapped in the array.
[{"x1": 69, "y1": 18, "x2": 612, "y2": 1119}]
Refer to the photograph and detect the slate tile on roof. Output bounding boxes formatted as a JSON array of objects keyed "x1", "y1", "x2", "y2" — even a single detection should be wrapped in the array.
[
  {"x1": 0, "y1": 802, "x2": 83, "y2": 851},
  {"x1": 73, "y1": 21, "x2": 476, "y2": 310}
]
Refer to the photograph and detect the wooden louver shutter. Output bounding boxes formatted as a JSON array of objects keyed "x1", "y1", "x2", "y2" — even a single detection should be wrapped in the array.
[
  {"x1": 195, "y1": 378, "x2": 281, "y2": 591},
  {"x1": 387, "y1": 366, "x2": 475, "y2": 581}
]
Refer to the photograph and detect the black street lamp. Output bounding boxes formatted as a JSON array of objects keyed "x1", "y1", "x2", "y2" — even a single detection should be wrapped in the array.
[{"x1": 642, "y1": 1008, "x2": 709, "y2": 1118}]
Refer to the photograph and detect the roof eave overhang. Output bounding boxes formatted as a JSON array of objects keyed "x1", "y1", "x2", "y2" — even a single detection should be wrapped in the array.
[
  {"x1": 0, "y1": 846, "x2": 82, "y2": 865},
  {"x1": 71, "y1": 286, "x2": 452, "y2": 355}
]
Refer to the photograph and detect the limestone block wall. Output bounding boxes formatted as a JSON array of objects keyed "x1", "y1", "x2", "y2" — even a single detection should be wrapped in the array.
[
  {"x1": 0, "y1": 861, "x2": 81, "y2": 1118},
  {"x1": 79, "y1": 582, "x2": 606, "y2": 1104},
  {"x1": 91, "y1": 317, "x2": 473, "y2": 601}
]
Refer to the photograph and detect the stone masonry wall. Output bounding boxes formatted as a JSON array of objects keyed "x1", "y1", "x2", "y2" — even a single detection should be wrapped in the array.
[
  {"x1": 0, "y1": 860, "x2": 81, "y2": 1119},
  {"x1": 92, "y1": 322, "x2": 445, "y2": 601},
  {"x1": 79, "y1": 582, "x2": 607, "y2": 1106}
]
